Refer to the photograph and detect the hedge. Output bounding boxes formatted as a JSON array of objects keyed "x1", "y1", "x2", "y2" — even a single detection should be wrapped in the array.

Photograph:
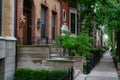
[{"x1": 14, "y1": 68, "x2": 67, "y2": 80}]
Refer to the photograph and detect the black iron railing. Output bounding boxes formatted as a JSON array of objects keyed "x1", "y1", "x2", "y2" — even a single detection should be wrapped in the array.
[
  {"x1": 86, "y1": 50, "x2": 102, "y2": 73},
  {"x1": 113, "y1": 56, "x2": 117, "y2": 69},
  {"x1": 17, "y1": 37, "x2": 57, "y2": 45},
  {"x1": 59, "y1": 67, "x2": 73, "y2": 80}
]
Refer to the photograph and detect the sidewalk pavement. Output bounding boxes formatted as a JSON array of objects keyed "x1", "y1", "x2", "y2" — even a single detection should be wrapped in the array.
[
  {"x1": 75, "y1": 73, "x2": 87, "y2": 80},
  {"x1": 86, "y1": 51, "x2": 119, "y2": 80}
]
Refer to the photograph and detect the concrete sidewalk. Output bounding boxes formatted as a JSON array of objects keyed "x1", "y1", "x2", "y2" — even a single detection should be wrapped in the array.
[{"x1": 86, "y1": 51, "x2": 119, "y2": 80}]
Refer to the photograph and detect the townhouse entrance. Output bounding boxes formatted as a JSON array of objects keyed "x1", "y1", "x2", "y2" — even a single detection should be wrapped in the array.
[{"x1": 23, "y1": 0, "x2": 32, "y2": 45}]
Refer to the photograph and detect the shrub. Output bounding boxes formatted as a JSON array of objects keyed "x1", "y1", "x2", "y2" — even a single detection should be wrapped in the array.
[
  {"x1": 14, "y1": 68, "x2": 33, "y2": 80},
  {"x1": 48, "y1": 70, "x2": 67, "y2": 80},
  {"x1": 14, "y1": 68, "x2": 67, "y2": 80},
  {"x1": 56, "y1": 31, "x2": 96, "y2": 58}
]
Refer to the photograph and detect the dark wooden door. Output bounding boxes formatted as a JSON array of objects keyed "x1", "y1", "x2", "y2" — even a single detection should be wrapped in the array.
[{"x1": 23, "y1": 9, "x2": 32, "y2": 45}]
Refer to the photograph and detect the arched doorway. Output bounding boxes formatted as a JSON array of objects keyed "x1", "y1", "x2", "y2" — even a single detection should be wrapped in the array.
[{"x1": 23, "y1": 0, "x2": 32, "y2": 45}]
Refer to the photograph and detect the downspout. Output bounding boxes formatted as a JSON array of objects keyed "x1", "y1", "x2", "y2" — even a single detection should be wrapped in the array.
[
  {"x1": 14, "y1": 0, "x2": 17, "y2": 69},
  {"x1": 60, "y1": 1, "x2": 62, "y2": 35}
]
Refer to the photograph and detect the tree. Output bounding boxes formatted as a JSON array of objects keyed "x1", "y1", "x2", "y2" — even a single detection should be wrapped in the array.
[
  {"x1": 60, "y1": 0, "x2": 120, "y2": 58},
  {"x1": 56, "y1": 31, "x2": 95, "y2": 58},
  {"x1": 96, "y1": 0, "x2": 120, "y2": 56},
  {"x1": 62, "y1": 0, "x2": 120, "y2": 57}
]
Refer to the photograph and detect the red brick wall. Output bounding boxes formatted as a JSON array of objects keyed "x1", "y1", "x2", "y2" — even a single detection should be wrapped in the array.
[{"x1": 61, "y1": 2, "x2": 70, "y2": 29}]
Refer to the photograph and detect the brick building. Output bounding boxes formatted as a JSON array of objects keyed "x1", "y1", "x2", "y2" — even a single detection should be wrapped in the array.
[
  {"x1": 61, "y1": 2, "x2": 70, "y2": 28},
  {"x1": 15, "y1": 0, "x2": 61, "y2": 45},
  {"x1": 61, "y1": 1, "x2": 78, "y2": 35},
  {"x1": 0, "y1": 0, "x2": 16, "y2": 80}
]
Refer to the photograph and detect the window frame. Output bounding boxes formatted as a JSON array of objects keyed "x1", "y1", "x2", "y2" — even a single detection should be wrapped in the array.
[{"x1": 63, "y1": 9, "x2": 66, "y2": 21}]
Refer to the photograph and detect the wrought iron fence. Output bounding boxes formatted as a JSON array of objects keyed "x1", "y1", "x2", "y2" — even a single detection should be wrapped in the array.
[
  {"x1": 113, "y1": 57, "x2": 117, "y2": 69},
  {"x1": 86, "y1": 50, "x2": 102, "y2": 73},
  {"x1": 59, "y1": 67, "x2": 73, "y2": 80},
  {"x1": 17, "y1": 37, "x2": 57, "y2": 45}
]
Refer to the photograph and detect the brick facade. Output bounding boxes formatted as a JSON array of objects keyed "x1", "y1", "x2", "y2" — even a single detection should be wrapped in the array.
[
  {"x1": 15, "y1": 0, "x2": 61, "y2": 45},
  {"x1": 61, "y1": 2, "x2": 70, "y2": 28},
  {"x1": 61, "y1": 2, "x2": 78, "y2": 34}
]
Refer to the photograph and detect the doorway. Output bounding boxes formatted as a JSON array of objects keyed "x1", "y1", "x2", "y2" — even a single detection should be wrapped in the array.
[
  {"x1": 41, "y1": 6, "x2": 47, "y2": 43},
  {"x1": 23, "y1": 0, "x2": 32, "y2": 45}
]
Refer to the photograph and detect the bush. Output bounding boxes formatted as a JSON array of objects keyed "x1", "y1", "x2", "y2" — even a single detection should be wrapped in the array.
[
  {"x1": 14, "y1": 68, "x2": 67, "y2": 80},
  {"x1": 56, "y1": 31, "x2": 96, "y2": 58},
  {"x1": 48, "y1": 70, "x2": 67, "y2": 80},
  {"x1": 14, "y1": 68, "x2": 33, "y2": 80}
]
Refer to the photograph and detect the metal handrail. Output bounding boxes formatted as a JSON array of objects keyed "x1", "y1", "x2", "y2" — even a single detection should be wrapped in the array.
[{"x1": 59, "y1": 67, "x2": 73, "y2": 80}]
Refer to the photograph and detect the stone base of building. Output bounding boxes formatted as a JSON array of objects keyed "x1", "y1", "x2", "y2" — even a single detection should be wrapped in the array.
[{"x1": 0, "y1": 36, "x2": 16, "y2": 80}]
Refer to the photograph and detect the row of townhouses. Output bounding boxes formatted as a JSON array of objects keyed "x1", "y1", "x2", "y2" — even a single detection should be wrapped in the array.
[{"x1": 0, "y1": 0, "x2": 104, "y2": 80}]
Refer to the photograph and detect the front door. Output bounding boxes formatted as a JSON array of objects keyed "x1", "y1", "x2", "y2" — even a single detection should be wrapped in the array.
[
  {"x1": 71, "y1": 13, "x2": 76, "y2": 34},
  {"x1": 23, "y1": 0, "x2": 32, "y2": 45},
  {"x1": 23, "y1": 9, "x2": 32, "y2": 45}
]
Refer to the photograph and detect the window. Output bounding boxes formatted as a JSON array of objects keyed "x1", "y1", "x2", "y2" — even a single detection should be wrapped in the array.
[
  {"x1": 63, "y1": 9, "x2": 66, "y2": 21},
  {"x1": 41, "y1": 7, "x2": 46, "y2": 39},
  {"x1": 52, "y1": 12, "x2": 56, "y2": 40},
  {"x1": 70, "y1": 8, "x2": 77, "y2": 34},
  {"x1": 0, "y1": 0, "x2": 3, "y2": 36}
]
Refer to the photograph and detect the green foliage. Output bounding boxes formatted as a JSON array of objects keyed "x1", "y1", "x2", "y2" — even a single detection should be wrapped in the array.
[
  {"x1": 96, "y1": 0, "x2": 120, "y2": 48},
  {"x1": 32, "y1": 70, "x2": 49, "y2": 80},
  {"x1": 111, "y1": 48, "x2": 117, "y2": 57},
  {"x1": 111, "y1": 48, "x2": 120, "y2": 62},
  {"x1": 115, "y1": 56, "x2": 120, "y2": 62},
  {"x1": 62, "y1": 0, "x2": 120, "y2": 49},
  {"x1": 83, "y1": 64, "x2": 87, "y2": 74},
  {"x1": 14, "y1": 68, "x2": 33, "y2": 80},
  {"x1": 48, "y1": 70, "x2": 67, "y2": 80},
  {"x1": 56, "y1": 31, "x2": 95, "y2": 58},
  {"x1": 14, "y1": 68, "x2": 67, "y2": 80}
]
